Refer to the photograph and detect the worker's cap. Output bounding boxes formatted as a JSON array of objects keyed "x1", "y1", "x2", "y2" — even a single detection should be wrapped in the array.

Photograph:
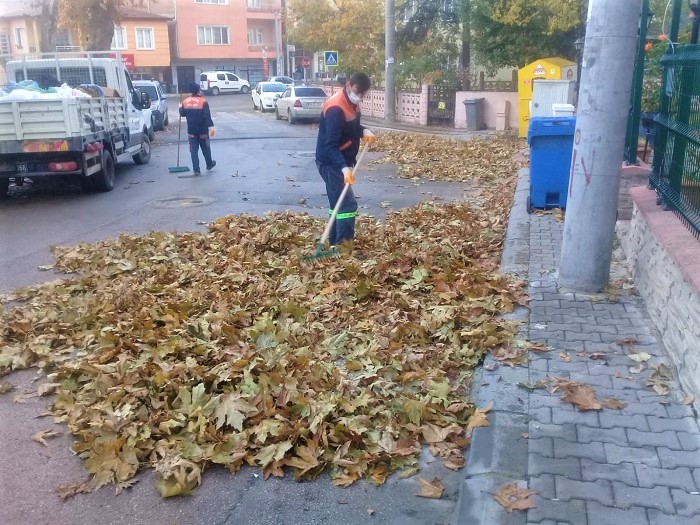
[{"x1": 190, "y1": 82, "x2": 200, "y2": 95}]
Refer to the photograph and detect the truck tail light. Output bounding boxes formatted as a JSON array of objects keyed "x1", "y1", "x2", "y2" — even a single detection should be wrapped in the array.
[
  {"x1": 294, "y1": 100, "x2": 302, "y2": 108},
  {"x1": 48, "y1": 161, "x2": 78, "y2": 172}
]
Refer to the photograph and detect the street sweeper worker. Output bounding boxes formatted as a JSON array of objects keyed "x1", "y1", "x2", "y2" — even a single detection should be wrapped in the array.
[
  {"x1": 179, "y1": 83, "x2": 216, "y2": 176},
  {"x1": 315, "y1": 72, "x2": 376, "y2": 246}
]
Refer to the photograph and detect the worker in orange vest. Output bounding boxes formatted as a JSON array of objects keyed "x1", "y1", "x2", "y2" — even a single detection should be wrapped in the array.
[
  {"x1": 315, "y1": 72, "x2": 375, "y2": 247},
  {"x1": 179, "y1": 83, "x2": 216, "y2": 176}
]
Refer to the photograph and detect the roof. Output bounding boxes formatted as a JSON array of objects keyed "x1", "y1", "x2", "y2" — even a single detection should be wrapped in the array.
[
  {"x1": 0, "y1": 8, "x2": 41, "y2": 19},
  {"x1": 117, "y1": 7, "x2": 172, "y2": 21}
]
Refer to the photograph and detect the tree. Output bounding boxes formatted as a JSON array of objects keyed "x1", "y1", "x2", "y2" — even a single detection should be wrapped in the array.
[
  {"x1": 286, "y1": 0, "x2": 384, "y2": 79},
  {"x1": 58, "y1": 0, "x2": 147, "y2": 51},
  {"x1": 33, "y1": 0, "x2": 61, "y2": 52},
  {"x1": 471, "y1": 0, "x2": 585, "y2": 71}
]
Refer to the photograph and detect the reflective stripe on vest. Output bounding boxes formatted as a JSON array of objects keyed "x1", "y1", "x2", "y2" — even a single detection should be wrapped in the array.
[{"x1": 329, "y1": 210, "x2": 357, "y2": 220}]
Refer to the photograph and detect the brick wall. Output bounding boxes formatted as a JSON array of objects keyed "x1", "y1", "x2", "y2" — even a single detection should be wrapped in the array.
[{"x1": 619, "y1": 187, "x2": 700, "y2": 404}]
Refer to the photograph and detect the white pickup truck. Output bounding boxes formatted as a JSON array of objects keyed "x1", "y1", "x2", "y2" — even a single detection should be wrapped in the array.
[{"x1": 0, "y1": 52, "x2": 152, "y2": 196}]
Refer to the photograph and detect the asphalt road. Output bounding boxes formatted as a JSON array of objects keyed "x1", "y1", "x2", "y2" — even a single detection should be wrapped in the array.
[{"x1": 0, "y1": 93, "x2": 474, "y2": 525}]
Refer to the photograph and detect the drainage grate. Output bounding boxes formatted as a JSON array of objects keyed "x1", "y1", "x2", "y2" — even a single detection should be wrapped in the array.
[{"x1": 153, "y1": 196, "x2": 214, "y2": 209}]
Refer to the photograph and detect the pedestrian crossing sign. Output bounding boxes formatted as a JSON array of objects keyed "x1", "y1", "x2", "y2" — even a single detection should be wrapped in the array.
[{"x1": 324, "y1": 51, "x2": 338, "y2": 66}]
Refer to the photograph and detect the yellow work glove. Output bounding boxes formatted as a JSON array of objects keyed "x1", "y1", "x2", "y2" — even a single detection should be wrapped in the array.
[
  {"x1": 342, "y1": 167, "x2": 355, "y2": 185},
  {"x1": 209, "y1": 127, "x2": 216, "y2": 137},
  {"x1": 363, "y1": 129, "x2": 376, "y2": 147}
]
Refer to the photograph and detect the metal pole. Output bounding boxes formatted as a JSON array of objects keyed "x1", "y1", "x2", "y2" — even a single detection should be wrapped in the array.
[
  {"x1": 274, "y1": 11, "x2": 282, "y2": 76},
  {"x1": 385, "y1": 0, "x2": 396, "y2": 122},
  {"x1": 558, "y1": 0, "x2": 644, "y2": 292},
  {"x1": 624, "y1": 0, "x2": 651, "y2": 165}
]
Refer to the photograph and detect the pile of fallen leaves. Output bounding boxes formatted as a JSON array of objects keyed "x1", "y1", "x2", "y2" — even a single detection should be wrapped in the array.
[
  {"x1": 372, "y1": 132, "x2": 526, "y2": 182},
  {"x1": 0, "y1": 177, "x2": 523, "y2": 497}
]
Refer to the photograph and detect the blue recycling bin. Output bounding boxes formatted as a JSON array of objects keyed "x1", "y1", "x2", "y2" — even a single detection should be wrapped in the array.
[{"x1": 527, "y1": 117, "x2": 576, "y2": 210}]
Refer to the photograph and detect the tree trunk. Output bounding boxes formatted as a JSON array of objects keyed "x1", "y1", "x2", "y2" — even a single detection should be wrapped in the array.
[
  {"x1": 83, "y1": 5, "x2": 116, "y2": 51},
  {"x1": 37, "y1": 0, "x2": 60, "y2": 52},
  {"x1": 459, "y1": 0, "x2": 471, "y2": 90}
]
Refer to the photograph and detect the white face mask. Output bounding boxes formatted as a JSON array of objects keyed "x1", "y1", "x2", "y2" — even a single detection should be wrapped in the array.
[{"x1": 348, "y1": 91, "x2": 361, "y2": 105}]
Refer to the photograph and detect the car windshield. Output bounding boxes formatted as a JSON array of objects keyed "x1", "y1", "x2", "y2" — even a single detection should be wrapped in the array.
[
  {"x1": 295, "y1": 88, "x2": 327, "y2": 97},
  {"x1": 136, "y1": 85, "x2": 158, "y2": 100},
  {"x1": 262, "y1": 83, "x2": 286, "y2": 93}
]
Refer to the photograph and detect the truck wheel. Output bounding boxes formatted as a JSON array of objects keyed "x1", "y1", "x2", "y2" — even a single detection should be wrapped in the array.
[
  {"x1": 91, "y1": 150, "x2": 116, "y2": 192},
  {"x1": 148, "y1": 121, "x2": 156, "y2": 141},
  {"x1": 0, "y1": 179, "x2": 9, "y2": 197},
  {"x1": 133, "y1": 134, "x2": 151, "y2": 165}
]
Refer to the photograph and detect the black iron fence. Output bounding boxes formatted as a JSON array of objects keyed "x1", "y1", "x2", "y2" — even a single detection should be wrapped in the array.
[{"x1": 650, "y1": 44, "x2": 700, "y2": 238}]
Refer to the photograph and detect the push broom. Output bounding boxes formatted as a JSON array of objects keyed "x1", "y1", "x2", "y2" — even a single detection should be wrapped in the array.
[
  {"x1": 303, "y1": 142, "x2": 370, "y2": 261},
  {"x1": 169, "y1": 93, "x2": 190, "y2": 174}
]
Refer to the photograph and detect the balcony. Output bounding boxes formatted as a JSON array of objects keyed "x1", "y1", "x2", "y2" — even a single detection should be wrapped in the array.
[
  {"x1": 248, "y1": 43, "x2": 276, "y2": 53},
  {"x1": 246, "y1": 1, "x2": 280, "y2": 12}
]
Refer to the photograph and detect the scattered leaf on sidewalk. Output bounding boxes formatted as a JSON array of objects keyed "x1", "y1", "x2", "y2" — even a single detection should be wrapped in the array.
[
  {"x1": 367, "y1": 508, "x2": 375, "y2": 516},
  {"x1": 116, "y1": 478, "x2": 139, "y2": 495},
  {"x1": 491, "y1": 346, "x2": 527, "y2": 367},
  {"x1": 558, "y1": 352, "x2": 571, "y2": 362},
  {"x1": 493, "y1": 483, "x2": 538, "y2": 512},
  {"x1": 13, "y1": 391, "x2": 40, "y2": 403},
  {"x1": 399, "y1": 467, "x2": 420, "y2": 479},
  {"x1": 628, "y1": 352, "x2": 651, "y2": 363},
  {"x1": 525, "y1": 341, "x2": 549, "y2": 353},
  {"x1": 517, "y1": 380, "x2": 548, "y2": 392},
  {"x1": 629, "y1": 364, "x2": 646, "y2": 374},
  {"x1": 32, "y1": 428, "x2": 63, "y2": 446},
  {"x1": 559, "y1": 382, "x2": 602, "y2": 411},
  {"x1": 466, "y1": 402, "x2": 492, "y2": 433},
  {"x1": 615, "y1": 372, "x2": 622, "y2": 378},
  {"x1": 416, "y1": 477, "x2": 444, "y2": 499},
  {"x1": 589, "y1": 353, "x2": 607, "y2": 360},
  {"x1": 38, "y1": 265, "x2": 54, "y2": 271},
  {"x1": 601, "y1": 398, "x2": 627, "y2": 410},
  {"x1": 552, "y1": 208, "x2": 565, "y2": 222},
  {"x1": 616, "y1": 337, "x2": 640, "y2": 346},
  {"x1": 521, "y1": 432, "x2": 529, "y2": 439},
  {"x1": 0, "y1": 381, "x2": 14, "y2": 394},
  {"x1": 647, "y1": 364, "x2": 672, "y2": 396},
  {"x1": 37, "y1": 382, "x2": 61, "y2": 396},
  {"x1": 380, "y1": 201, "x2": 392, "y2": 208},
  {"x1": 683, "y1": 395, "x2": 695, "y2": 405},
  {"x1": 56, "y1": 481, "x2": 94, "y2": 500},
  {"x1": 483, "y1": 364, "x2": 498, "y2": 371}
]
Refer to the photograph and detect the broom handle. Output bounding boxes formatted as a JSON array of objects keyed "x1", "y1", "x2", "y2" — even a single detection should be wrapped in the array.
[
  {"x1": 319, "y1": 142, "x2": 369, "y2": 246},
  {"x1": 176, "y1": 93, "x2": 183, "y2": 167}
]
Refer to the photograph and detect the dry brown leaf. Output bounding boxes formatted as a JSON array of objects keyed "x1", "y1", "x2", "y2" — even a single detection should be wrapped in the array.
[
  {"x1": 683, "y1": 394, "x2": 695, "y2": 405},
  {"x1": 525, "y1": 341, "x2": 549, "y2": 353},
  {"x1": 466, "y1": 402, "x2": 492, "y2": 433},
  {"x1": 416, "y1": 477, "x2": 444, "y2": 499},
  {"x1": 483, "y1": 364, "x2": 498, "y2": 371},
  {"x1": 560, "y1": 383, "x2": 602, "y2": 411},
  {"x1": 0, "y1": 381, "x2": 14, "y2": 394},
  {"x1": 56, "y1": 481, "x2": 93, "y2": 500},
  {"x1": 521, "y1": 432, "x2": 529, "y2": 439},
  {"x1": 558, "y1": 352, "x2": 571, "y2": 362},
  {"x1": 32, "y1": 428, "x2": 63, "y2": 446},
  {"x1": 601, "y1": 398, "x2": 627, "y2": 410},
  {"x1": 616, "y1": 337, "x2": 640, "y2": 346},
  {"x1": 493, "y1": 483, "x2": 538, "y2": 512},
  {"x1": 589, "y1": 353, "x2": 607, "y2": 360}
]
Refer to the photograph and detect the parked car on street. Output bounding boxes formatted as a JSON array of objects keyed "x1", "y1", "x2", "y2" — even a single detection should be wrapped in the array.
[
  {"x1": 134, "y1": 80, "x2": 169, "y2": 130},
  {"x1": 274, "y1": 86, "x2": 328, "y2": 124},
  {"x1": 252, "y1": 82, "x2": 286, "y2": 112},
  {"x1": 264, "y1": 76, "x2": 294, "y2": 87},
  {"x1": 200, "y1": 71, "x2": 250, "y2": 96}
]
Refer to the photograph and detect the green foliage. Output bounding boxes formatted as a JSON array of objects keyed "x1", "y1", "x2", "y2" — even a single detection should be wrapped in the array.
[
  {"x1": 286, "y1": 0, "x2": 385, "y2": 78},
  {"x1": 471, "y1": 0, "x2": 584, "y2": 71}
]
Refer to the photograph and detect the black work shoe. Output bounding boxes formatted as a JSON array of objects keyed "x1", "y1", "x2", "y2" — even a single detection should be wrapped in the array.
[
  {"x1": 194, "y1": 170, "x2": 201, "y2": 177},
  {"x1": 206, "y1": 161, "x2": 216, "y2": 171}
]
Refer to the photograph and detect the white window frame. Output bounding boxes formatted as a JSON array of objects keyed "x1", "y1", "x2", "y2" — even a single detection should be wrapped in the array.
[
  {"x1": 197, "y1": 25, "x2": 230, "y2": 46},
  {"x1": 0, "y1": 34, "x2": 10, "y2": 55},
  {"x1": 195, "y1": 0, "x2": 229, "y2": 4},
  {"x1": 14, "y1": 27, "x2": 24, "y2": 49},
  {"x1": 247, "y1": 0, "x2": 262, "y2": 7},
  {"x1": 111, "y1": 26, "x2": 128, "y2": 50},
  {"x1": 135, "y1": 27, "x2": 155, "y2": 50},
  {"x1": 247, "y1": 28, "x2": 263, "y2": 45}
]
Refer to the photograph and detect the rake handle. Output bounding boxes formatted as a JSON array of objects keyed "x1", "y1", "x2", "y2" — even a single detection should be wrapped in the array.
[
  {"x1": 176, "y1": 93, "x2": 183, "y2": 167},
  {"x1": 319, "y1": 143, "x2": 370, "y2": 246}
]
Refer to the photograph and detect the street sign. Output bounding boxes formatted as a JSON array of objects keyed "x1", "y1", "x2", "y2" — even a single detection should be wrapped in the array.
[
  {"x1": 301, "y1": 56, "x2": 311, "y2": 69},
  {"x1": 324, "y1": 51, "x2": 338, "y2": 67}
]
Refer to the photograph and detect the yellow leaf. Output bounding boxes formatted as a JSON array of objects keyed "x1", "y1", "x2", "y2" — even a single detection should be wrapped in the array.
[
  {"x1": 493, "y1": 483, "x2": 538, "y2": 512},
  {"x1": 416, "y1": 477, "x2": 444, "y2": 499},
  {"x1": 32, "y1": 428, "x2": 62, "y2": 446},
  {"x1": 466, "y1": 402, "x2": 492, "y2": 433}
]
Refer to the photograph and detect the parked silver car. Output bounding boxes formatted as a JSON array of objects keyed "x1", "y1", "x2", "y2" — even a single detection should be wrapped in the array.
[
  {"x1": 274, "y1": 86, "x2": 328, "y2": 124},
  {"x1": 133, "y1": 80, "x2": 169, "y2": 131}
]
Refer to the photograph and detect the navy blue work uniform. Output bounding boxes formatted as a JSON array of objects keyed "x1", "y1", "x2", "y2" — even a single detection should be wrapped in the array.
[
  {"x1": 179, "y1": 93, "x2": 214, "y2": 173},
  {"x1": 315, "y1": 88, "x2": 365, "y2": 246}
]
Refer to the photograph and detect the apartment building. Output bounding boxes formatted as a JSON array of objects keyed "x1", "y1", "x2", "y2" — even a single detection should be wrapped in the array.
[
  {"x1": 167, "y1": 0, "x2": 283, "y2": 91},
  {"x1": 0, "y1": 9, "x2": 41, "y2": 56}
]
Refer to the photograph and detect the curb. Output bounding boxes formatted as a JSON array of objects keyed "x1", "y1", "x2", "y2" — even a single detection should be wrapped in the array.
[{"x1": 453, "y1": 168, "x2": 531, "y2": 525}]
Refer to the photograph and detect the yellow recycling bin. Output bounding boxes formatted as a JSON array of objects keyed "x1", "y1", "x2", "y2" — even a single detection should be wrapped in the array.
[{"x1": 518, "y1": 57, "x2": 577, "y2": 137}]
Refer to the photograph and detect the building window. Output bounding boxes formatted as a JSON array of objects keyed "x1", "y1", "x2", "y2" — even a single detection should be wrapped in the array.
[
  {"x1": 197, "y1": 26, "x2": 230, "y2": 45},
  {"x1": 111, "y1": 27, "x2": 127, "y2": 50},
  {"x1": 247, "y1": 28, "x2": 263, "y2": 45},
  {"x1": 0, "y1": 34, "x2": 10, "y2": 55},
  {"x1": 14, "y1": 28, "x2": 24, "y2": 49},
  {"x1": 135, "y1": 27, "x2": 155, "y2": 50},
  {"x1": 195, "y1": 0, "x2": 228, "y2": 4},
  {"x1": 247, "y1": 0, "x2": 262, "y2": 7}
]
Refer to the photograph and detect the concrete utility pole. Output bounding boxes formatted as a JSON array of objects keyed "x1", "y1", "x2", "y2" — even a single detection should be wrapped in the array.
[
  {"x1": 385, "y1": 0, "x2": 396, "y2": 122},
  {"x1": 558, "y1": 0, "x2": 644, "y2": 292},
  {"x1": 274, "y1": 11, "x2": 282, "y2": 76}
]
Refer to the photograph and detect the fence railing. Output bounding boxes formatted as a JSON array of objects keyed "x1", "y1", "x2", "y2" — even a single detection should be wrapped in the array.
[{"x1": 650, "y1": 44, "x2": 700, "y2": 238}]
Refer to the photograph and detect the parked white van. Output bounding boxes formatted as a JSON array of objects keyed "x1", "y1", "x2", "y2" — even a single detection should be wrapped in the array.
[{"x1": 199, "y1": 71, "x2": 250, "y2": 96}]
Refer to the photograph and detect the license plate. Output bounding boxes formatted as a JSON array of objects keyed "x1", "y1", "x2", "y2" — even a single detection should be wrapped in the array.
[{"x1": 16, "y1": 163, "x2": 28, "y2": 173}]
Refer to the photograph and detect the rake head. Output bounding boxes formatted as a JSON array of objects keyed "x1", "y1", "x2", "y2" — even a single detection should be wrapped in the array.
[{"x1": 302, "y1": 244, "x2": 341, "y2": 262}]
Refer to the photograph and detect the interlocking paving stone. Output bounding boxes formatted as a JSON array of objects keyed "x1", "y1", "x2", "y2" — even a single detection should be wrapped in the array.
[
  {"x1": 658, "y1": 448, "x2": 700, "y2": 469},
  {"x1": 670, "y1": 489, "x2": 700, "y2": 517},
  {"x1": 635, "y1": 465, "x2": 698, "y2": 492},
  {"x1": 529, "y1": 454, "x2": 582, "y2": 479},
  {"x1": 554, "y1": 476, "x2": 614, "y2": 506},
  {"x1": 581, "y1": 459, "x2": 638, "y2": 485},
  {"x1": 627, "y1": 429, "x2": 682, "y2": 449},
  {"x1": 585, "y1": 502, "x2": 649, "y2": 525},
  {"x1": 604, "y1": 443, "x2": 661, "y2": 466},
  {"x1": 612, "y1": 483, "x2": 675, "y2": 513}
]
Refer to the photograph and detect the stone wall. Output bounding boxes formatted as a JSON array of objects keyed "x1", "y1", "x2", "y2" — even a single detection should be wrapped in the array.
[{"x1": 619, "y1": 186, "x2": 700, "y2": 404}]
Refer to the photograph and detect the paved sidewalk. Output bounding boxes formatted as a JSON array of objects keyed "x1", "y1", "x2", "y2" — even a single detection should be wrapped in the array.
[
  {"x1": 458, "y1": 170, "x2": 700, "y2": 525},
  {"x1": 361, "y1": 116, "x2": 498, "y2": 140}
]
